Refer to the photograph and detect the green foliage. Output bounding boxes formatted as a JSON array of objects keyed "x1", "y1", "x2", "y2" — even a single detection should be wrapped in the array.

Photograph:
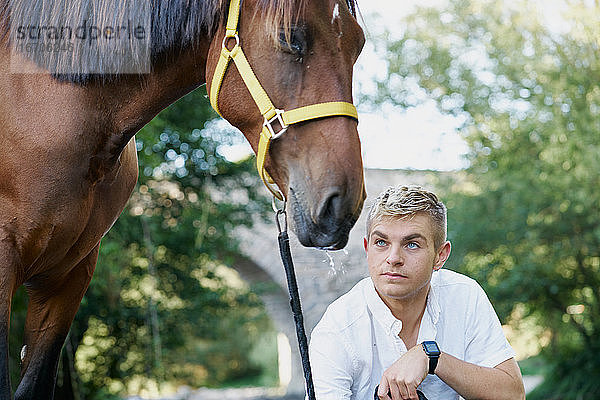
[
  {"x1": 70, "y1": 86, "x2": 274, "y2": 397},
  {"x1": 372, "y1": 1, "x2": 600, "y2": 398},
  {"x1": 528, "y1": 342, "x2": 600, "y2": 399},
  {"x1": 517, "y1": 355, "x2": 548, "y2": 377}
]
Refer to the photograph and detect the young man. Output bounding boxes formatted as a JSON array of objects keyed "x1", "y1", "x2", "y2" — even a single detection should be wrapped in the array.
[{"x1": 309, "y1": 186, "x2": 525, "y2": 400}]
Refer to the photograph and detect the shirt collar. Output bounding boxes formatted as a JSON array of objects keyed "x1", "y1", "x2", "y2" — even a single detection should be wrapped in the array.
[
  {"x1": 419, "y1": 273, "x2": 441, "y2": 342},
  {"x1": 364, "y1": 274, "x2": 441, "y2": 338},
  {"x1": 364, "y1": 278, "x2": 402, "y2": 336},
  {"x1": 426, "y1": 272, "x2": 441, "y2": 325}
]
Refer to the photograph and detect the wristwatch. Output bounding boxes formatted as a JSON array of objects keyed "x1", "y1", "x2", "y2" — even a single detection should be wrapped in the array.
[{"x1": 421, "y1": 341, "x2": 441, "y2": 375}]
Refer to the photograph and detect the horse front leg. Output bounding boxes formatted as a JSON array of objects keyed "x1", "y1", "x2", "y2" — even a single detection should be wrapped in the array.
[
  {"x1": 0, "y1": 289, "x2": 12, "y2": 400},
  {"x1": 0, "y1": 244, "x2": 19, "y2": 400},
  {"x1": 15, "y1": 245, "x2": 98, "y2": 400}
]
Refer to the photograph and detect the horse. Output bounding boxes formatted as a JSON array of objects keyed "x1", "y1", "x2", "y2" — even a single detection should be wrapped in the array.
[{"x1": 0, "y1": 0, "x2": 365, "y2": 398}]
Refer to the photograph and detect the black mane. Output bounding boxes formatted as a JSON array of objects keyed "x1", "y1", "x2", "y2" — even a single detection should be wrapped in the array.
[{"x1": 0, "y1": 0, "x2": 358, "y2": 83}]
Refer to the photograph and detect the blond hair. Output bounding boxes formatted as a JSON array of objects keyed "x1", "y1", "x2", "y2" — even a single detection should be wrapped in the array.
[{"x1": 366, "y1": 185, "x2": 447, "y2": 249}]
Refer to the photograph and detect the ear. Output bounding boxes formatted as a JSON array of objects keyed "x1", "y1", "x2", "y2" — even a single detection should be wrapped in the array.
[
  {"x1": 363, "y1": 236, "x2": 368, "y2": 253},
  {"x1": 433, "y1": 241, "x2": 451, "y2": 271}
]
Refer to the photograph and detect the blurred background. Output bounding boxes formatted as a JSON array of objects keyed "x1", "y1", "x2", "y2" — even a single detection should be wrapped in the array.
[{"x1": 8, "y1": 0, "x2": 599, "y2": 399}]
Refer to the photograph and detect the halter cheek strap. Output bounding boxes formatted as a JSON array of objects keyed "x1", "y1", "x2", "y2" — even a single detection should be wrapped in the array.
[{"x1": 208, "y1": 0, "x2": 359, "y2": 200}]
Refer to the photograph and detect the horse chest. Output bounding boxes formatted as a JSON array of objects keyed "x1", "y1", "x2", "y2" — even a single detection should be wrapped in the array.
[{"x1": 0, "y1": 136, "x2": 138, "y2": 281}]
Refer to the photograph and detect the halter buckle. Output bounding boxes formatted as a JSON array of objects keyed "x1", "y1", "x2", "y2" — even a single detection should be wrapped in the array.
[{"x1": 264, "y1": 109, "x2": 288, "y2": 139}]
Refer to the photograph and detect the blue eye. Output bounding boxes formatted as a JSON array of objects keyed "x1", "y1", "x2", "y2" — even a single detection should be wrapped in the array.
[
  {"x1": 375, "y1": 239, "x2": 387, "y2": 247},
  {"x1": 407, "y1": 242, "x2": 419, "y2": 249}
]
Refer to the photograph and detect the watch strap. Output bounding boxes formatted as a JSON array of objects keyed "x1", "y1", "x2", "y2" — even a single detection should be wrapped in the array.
[{"x1": 427, "y1": 354, "x2": 439, "y2": 375}]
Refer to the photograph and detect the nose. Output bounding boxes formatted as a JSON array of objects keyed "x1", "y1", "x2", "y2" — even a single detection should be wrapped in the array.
[{"x1": 386, "y1": 245, "x2": 404, "y2": 266}]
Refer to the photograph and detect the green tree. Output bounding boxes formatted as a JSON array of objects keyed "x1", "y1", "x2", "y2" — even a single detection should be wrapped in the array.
[
  {"x1": 46, "y1": 86, "x2": 274, "y2": 399},
  {"x1": 371, "y1": 1, "x2": 599, "y2": 398}
]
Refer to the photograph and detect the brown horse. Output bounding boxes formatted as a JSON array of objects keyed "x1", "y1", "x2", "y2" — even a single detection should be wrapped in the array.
[{"x1": 0, "y1": 0, "x2": 365, "y2": 398}]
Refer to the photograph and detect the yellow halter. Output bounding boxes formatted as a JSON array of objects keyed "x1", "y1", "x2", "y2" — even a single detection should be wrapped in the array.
[{"x1": 208, "y1": 0, "x2": 359, "y2": 200}]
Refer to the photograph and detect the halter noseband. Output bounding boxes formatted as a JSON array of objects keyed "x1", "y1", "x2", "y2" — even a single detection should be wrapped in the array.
[{"x1": 208, "y1": 0, "x2": 359, "y2": 200}]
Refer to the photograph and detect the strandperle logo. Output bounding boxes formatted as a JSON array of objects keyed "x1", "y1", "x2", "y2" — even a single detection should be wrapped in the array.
[
  {"x1": 15, "y1": 20, "x2": 146, "y2": 42},
  {"x1": 9, "y1": 0, "x2": 151, "y2": 75}
]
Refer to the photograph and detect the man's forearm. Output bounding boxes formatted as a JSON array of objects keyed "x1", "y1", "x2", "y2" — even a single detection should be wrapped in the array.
[{"x1": 435, "y1": 353, "x2": 525, "y2": 400}]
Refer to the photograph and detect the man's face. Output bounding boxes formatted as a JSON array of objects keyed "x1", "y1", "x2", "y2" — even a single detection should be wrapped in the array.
[{"x1": 364, "y1": 213, "x2": 451, "y2": 303}]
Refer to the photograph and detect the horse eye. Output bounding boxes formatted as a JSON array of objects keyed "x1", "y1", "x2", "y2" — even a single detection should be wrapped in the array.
[{"x1": 278, "y1": 28, "x2": 306, "y2": 59}]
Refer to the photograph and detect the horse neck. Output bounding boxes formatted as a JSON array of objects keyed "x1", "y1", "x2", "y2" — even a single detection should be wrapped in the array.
[
  {"x1": 67, "y1": 38, "x2": 214, "y2": 174},
  {"x1": 105, "y1": 40, "x2": 213, "y2": 136},
  {"x1": 0, "y1": 33, "x2": 212, "y2": 179}
]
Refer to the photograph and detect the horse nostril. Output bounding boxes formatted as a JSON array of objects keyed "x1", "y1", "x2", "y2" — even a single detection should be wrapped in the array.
[{"x1": 318, "y1": 192, "x2": 342, "y2": 224}]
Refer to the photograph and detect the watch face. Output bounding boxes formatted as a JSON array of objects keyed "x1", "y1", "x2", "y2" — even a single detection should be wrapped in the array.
[{"x1": 423, "y1": 341, "x2": 440, "y2": 356}]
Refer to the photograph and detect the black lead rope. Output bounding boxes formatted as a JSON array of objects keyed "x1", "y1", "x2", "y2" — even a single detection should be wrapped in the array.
[{"x1": 275, "y1": 204, "x2": 316, "y2": 400}]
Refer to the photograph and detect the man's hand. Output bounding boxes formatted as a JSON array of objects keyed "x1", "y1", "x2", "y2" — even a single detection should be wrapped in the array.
[{"x1": 377, "y1": 344, "x2": 428, "y2": 400}]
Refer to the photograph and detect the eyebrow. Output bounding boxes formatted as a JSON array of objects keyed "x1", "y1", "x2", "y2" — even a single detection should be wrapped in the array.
[
  {"x1": 370, "y1": 231, "x2": 428, "y2": 243},
  {"x1": 403, "y1": 233, "x2": 427, "y2": 243},
  {"x1": 371, "y1": 230, "x2": 388, "y2": 239}
]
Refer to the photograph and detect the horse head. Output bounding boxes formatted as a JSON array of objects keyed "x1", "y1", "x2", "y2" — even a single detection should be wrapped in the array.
[{"x1": 206, "y1": 0, "x2": 365, "y2": 250}]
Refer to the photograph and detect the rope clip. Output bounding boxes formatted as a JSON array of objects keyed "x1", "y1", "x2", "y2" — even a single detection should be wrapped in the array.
[{"x1": 273, "y1": 197, "x2": 287, "y2": 234}]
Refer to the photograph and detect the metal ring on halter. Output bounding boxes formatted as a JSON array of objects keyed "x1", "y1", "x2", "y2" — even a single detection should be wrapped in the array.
[
  {"x1": 272, "y1": 196, "x2": 281, "y2": 213},
  {"x1": 222, "y1": 33, "x2": 240, "y2": 51},
  {"x1": 270, "y1": 185, "x2": 286, "y2": 207}
]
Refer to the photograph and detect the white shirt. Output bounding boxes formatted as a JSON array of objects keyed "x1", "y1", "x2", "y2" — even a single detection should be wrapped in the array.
[{"x1": 309, "y1": 269, "x2": 516, "y2": 400}]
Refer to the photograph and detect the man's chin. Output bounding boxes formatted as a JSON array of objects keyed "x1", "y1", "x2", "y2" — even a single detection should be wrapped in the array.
[
  {"x1": 374, "y1": 284, "x2": 411, "y2": 301},
  {"x1": 374, "y1": 280, "x2": 429, "y2": 302}
]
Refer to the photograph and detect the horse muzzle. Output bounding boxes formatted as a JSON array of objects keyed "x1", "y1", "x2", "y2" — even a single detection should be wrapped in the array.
[{"x1": 288, "y1": 185, "x2": 364, "y2": 250}]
